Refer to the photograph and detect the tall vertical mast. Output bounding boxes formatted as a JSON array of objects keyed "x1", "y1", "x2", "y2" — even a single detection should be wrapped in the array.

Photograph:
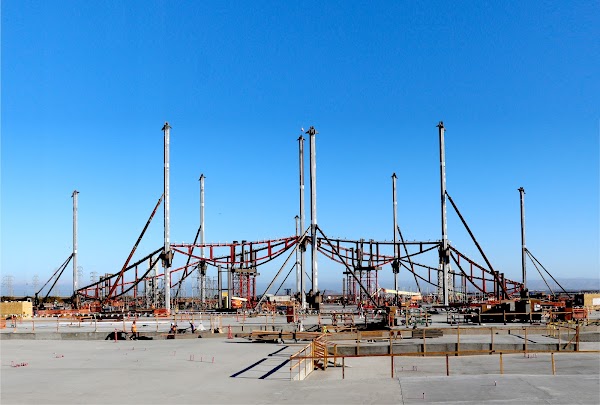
[
  {"x1": 199, "y1": 174, "x2": 206, "y2": 303},
  {"x1": 298, "y1": 133, "x2": 306, "y2": 309},
  {"x1": 438, "y1": 121, "x2": 450, "y2": 306},
  {"x1": 392, "y1": 174, "x2": 398, "y2": 300},
  {"x1": 72, "y1": 190, "x2": 79, "y2": 299},
  {"x1": 518, "y1": 187, "x2": 527, "y2": 292},
  {"x1": 295, "y1": 215, "x2": 300, "y2": 294},
  {"x1": 307, "y1": 126, "x2": 318, "y2": 295},
  {"x1": 162, "y1": 122, "x2": 172, "y2": 312}
]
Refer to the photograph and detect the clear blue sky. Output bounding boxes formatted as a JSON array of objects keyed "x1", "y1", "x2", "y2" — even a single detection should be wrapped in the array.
[{"x1": 2, "y1": 1, "x2": 599, "y2": 296}]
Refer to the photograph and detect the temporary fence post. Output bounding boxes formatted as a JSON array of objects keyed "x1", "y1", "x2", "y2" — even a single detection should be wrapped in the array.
[
  {"x1": 499, "y1": 352, "x2": 503, "y2": 375},
  {"x1": 342, "y1": 356, "x2": 345, "y2": 379},
  {"x1": 334, "y1": 343, "x2": 339, "y2": 366},
  {"x1": 457, "y1": 325, "x2": 460, "y2": 355},
  {"x1": 390, "y1": 335, "x2": 394, "y2": 378},
  {"x1": 576, "y1": 324, "x2": 580, "y2": 351},
  {"x1": 524, "y1": 328, "x2": 528, "y2": 355},
  {"x1": 446, "y1": 354, "x2": 449, "y2": 376}
]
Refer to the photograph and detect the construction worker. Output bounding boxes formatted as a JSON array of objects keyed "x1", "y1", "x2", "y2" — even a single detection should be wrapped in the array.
[{"x1": 130, "y1": 320, "x2": 139, "y2": 340}]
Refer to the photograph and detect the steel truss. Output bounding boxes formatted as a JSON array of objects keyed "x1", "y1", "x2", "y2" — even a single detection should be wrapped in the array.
[{"x1": 76, "y1": 231, "x2": 523, "y2": 310}]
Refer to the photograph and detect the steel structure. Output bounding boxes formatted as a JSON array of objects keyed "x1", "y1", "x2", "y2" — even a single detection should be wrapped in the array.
[
  {"x1": 73, "y1": 120, "x2": 530, "y2": 312},
  {"x1": 519, "y1": 187, "x2": 527, "y2": 291},
  {"x1": 72, "y1": 190, "x2": 79, "y2": 303},
  {"x1": 162, "y1": 122, "x2": 172, "y2": 312}
]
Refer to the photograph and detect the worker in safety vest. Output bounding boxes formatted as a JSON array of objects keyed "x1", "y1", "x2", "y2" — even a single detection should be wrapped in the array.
[{"x1": 130, "y1": 320, "x2": 139, "y2": 340}]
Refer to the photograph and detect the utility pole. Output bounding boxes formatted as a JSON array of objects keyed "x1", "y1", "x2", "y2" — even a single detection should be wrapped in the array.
[
  {"x1": 307, "y1": 126, "x2": 319, "y2": 297},
  {"x1": 162, "y1": 122, "x2": 172, "y2": 313},
  {"x1": 72, "y1": 190, "x2": 79, "y2": 308},
  {"x1": 438, "y1": 121, "x2": 451, "y2": 306},
  {"x1": 518, "y1": 187, "x2": 527, "y2": 293}
]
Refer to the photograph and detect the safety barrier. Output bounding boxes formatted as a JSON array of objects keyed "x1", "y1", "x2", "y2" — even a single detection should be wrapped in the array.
[
  {"x1": 291, "y1": 349, "x2": 600, "y2": 380},
  {"x1": 289, "y1": 333, "x2": 329, "y2": 381}
]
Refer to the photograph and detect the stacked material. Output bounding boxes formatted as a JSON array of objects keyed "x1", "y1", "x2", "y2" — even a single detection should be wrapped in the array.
[{"x1": 0, "y1": 301, "x2": 33, "y2": 319}]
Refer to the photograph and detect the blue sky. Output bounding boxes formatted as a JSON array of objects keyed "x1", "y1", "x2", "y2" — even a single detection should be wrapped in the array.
[{"x1": 2, "y1": 1, "x2": 598, "y2": 296}]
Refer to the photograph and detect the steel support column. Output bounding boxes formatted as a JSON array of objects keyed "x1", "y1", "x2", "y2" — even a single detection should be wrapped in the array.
[
  {"x1": 298, "y1": 133, "x2": 306, "y2": 309},
  {"x1": 72, "y1": 190, "x2": 79, "y2": 304},
  {"x1": 307, "y1": 126, "x2": 319, "y2": 295},
  {"x1": 162, "y1": 122, "x2": 172, "y2": 312},
  {"x1": 518, "y1": 187, "x2": 527, "y2": 292},
  {"x1": 200, "y1": 174, "x2": 206, "y2": 304},
  {"x1": 392, "y1": 173, "x2": 399, "y2": 304},
  {"x1": 438, "y1": 121, "x2": 451, "y2": 306}
]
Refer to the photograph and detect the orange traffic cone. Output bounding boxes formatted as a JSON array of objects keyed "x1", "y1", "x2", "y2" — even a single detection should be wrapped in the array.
[{"x1": 227, "y1": 325, "x2": 233, "y2": 339}]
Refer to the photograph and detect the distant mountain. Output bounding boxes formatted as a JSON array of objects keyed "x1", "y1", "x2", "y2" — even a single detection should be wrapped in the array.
[{"x1": 526, "y1": 278, "x2": 600, "y2": 292}]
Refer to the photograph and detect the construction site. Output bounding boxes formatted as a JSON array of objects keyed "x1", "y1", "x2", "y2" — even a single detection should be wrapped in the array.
[{"x1": 2, "y1": 121, "x2": 599, "y2": 404}]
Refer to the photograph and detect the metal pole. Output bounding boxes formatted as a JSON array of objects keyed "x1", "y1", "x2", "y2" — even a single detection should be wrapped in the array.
[
  {"x1": 307, "y1": 126, "x2": 318, "y2": 295},
  {"x1": 392, "y1": 173, "x2": 399, "y2": 304},
  {"x1": 298, "y1": 133, "x2": 306, "y2": 309},
  {"x1": 518, "y1": 187, "x2": 527, "y2": 292},
  {"x1": 438, "y1": 121, "x2": 450, "y2": 306},
  {"x1": 200, "y1": 174, "x2": 206, "y2": 304},
  {"x1": 217, "y1": 265, "x2": 222, "y2": 309},
  {"x1": 162, "y1": 122, "x2": 172, "y2": 313},
  {"x1": 149, "y1": 257, "x2": 157, "y2": 309},
  {"x1": 295, "y1": 215, "x2": 301, "y2": 295},
  {"x1": 227, "y1": 266, "x2": 232, "y2": 309},
  {"x1": 72, "y1": 190, "x2": 79, "y2": 304}
]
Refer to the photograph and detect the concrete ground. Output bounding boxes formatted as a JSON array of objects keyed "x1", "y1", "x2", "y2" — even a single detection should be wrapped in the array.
[
  {"x1": 3, "y1": 309, "x2": 599, "y2": 335},
  {"x1": 2, "y1": 337, "x2": 599, "y2": 405},
  {"x1": 2, "y1": 307, "x2": 598, "y2": 404}
]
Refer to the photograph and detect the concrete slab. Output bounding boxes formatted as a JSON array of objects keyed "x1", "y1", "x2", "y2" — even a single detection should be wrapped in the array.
[{"x1": 2, "y1": 338, "x2": 599, "y2": 405}]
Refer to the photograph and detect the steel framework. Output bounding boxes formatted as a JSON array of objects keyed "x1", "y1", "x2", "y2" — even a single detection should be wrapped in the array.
[{"x1": 72, "y1": 120, "x2": 530, "y2": 312}]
